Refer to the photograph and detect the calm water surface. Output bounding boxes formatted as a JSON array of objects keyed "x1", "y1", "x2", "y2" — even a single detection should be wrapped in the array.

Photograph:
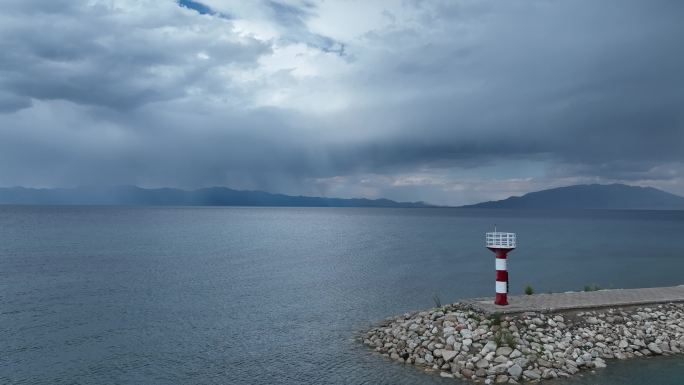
[{"x1": 1, "y1": 207, "x2": 683, "y2": 384}]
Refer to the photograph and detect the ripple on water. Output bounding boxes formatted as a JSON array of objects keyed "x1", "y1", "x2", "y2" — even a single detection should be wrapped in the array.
[{"x1": 1, "y1": 206, "x2": 684, "y2": 384}]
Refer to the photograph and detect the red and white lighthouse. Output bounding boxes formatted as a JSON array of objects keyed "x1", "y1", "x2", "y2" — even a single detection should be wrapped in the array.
[{"x1": 486, "y1": 228, "x2": 516, "y2": 306}]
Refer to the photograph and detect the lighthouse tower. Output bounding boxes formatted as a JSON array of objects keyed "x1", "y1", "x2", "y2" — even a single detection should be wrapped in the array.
[{"x1": 486, "y1": 228, "x2": 516, "y2": 306}]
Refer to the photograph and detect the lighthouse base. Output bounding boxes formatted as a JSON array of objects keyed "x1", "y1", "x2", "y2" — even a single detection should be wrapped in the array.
[{"x1": 495, "y1": 293, "x2": 508, "y2": 306}]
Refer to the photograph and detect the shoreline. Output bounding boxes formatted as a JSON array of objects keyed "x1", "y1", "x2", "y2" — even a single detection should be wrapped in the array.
[{"x1": 361, "y1": 295, "x2": 684, "y2": 383}]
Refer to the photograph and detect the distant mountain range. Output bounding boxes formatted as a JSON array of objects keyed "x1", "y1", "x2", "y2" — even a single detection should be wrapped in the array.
[
  {"x1": 0, "y1": 186, "x2": 430, "y2": 208},
  {"x1": 461, "y1": 183, "x2": 684, "y2": 210},
  {"x1": 2, "y1": 183, "x2": 683, "y2": 209}
]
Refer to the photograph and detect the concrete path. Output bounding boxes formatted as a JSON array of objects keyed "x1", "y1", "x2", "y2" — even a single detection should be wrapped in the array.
[{"x1": 465, "y1": 285, "x2": 684, "y2": 315}]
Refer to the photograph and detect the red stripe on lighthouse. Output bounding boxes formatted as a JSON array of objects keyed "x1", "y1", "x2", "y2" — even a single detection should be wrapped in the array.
[
  {"x1": 494, "y1": 249, "x2": 509, "y2": 306},
  {"x1": 496, "y1": 270, "x2": 507, "y2": 281}
]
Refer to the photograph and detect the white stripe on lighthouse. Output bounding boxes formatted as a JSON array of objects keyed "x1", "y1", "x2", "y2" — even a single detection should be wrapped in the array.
[
  {"x1": 496, "y1": 281, "x2": 507, "y2": 294},
  {"x1": 495, "y1": 258, "x2": 507, "y2": 271}
]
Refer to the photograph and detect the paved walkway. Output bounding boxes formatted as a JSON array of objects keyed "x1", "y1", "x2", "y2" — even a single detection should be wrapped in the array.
[{"x1": 465, "y1": 285, "x2": 684, "y2": 315}]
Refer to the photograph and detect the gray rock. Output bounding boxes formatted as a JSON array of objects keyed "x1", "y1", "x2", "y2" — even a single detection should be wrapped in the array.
[
  {"x1": 537, "y1": 358, "x2": 552, "y2": 368},
  {"x1": 484, "y1": 340, "x2": 498, "y2": 352},
  {"x1": 508, "y1": 364, "x2": 523, "y2": 378},
  {"x1": 594, "y1": 358, "x2": 607, "y2": 369},
  {"x1": 542, "y1": 368, "x2": 556, "y2": 379},
  {"x1": 513, "y1": 357, "x2": 530, "y2": 368},
  {"x1": 523, "y1": 369, "x2": 541, "y2": 380},
  {"x1": 493, "y1": 355, "x2": 508, "y2": 363},
  {"x1": 491, "y1": 363, "x2": 508, "y2": 374},
  {"x1": 476, "y1": 358, "x2": 490, "y2": 369},
  {"x1": 648, "y1": 343, "x2": 663, "y2": 355},
  {"x1": 442, "y1": 349, "x2": 458, "y2": 362},
  {"x1": 496, "y1": 346, "x2": 513, "y2": 356}
]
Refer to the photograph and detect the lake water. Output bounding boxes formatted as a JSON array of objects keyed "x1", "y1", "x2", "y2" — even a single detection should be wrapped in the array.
[{"x1": 1, "y1": 206, "x2": 684, "y2": 384}]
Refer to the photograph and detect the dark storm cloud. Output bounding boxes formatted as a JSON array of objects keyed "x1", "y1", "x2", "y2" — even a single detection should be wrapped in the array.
[
  {"x1": 0, "y1": 0, "x2": 683, "y2": 203},
  {"x1": 341, "y1": 0, "x2": 684, "y2": 181},
  {"x1": 0, "y1": 1, "x2": 269, "y2": 111},
  {"x1": 0, "y1": 91, "x2": 32, "y2": 112}
]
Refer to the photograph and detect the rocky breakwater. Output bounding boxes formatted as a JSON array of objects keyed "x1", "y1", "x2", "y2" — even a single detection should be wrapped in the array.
[{"x1": 361, "y1": 302, "x2": 684, "y2": 383}]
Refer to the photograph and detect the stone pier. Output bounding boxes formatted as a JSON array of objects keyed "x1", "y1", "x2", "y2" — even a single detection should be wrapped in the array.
[
  {"x1": 466, "y1": 285, "x2": 684, "y2": 315},
  {"x1": 362, "y1": 285, "x2": 684, "y2": 383}
]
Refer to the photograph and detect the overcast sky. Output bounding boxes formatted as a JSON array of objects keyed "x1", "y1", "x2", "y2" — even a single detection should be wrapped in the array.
[{"x1": 1, "y1": 0, "x2": 683, "y2": 205}]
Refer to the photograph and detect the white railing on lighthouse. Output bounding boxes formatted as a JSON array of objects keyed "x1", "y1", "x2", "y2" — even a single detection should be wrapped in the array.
[{"x1": 486, "y1": 232, "x2": 516, "y2": 249}]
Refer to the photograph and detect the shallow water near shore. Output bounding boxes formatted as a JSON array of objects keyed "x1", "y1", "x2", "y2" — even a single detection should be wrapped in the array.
[{"x1": 1, "y1": 206, "x2": 683, "y2": 384}]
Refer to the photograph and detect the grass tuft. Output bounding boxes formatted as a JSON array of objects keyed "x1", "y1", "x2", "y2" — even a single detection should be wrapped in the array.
[
  {"x1": 583, "y1": 284, "x2": 601, "y2": 292},
  {"x1": 492, "y1": 328, "x2": 517, "y2": 349},
  {"x1": 432, "y1": 294, "x2": 442, "y2": 308},
  {"x1": 524, "y1": 285, "x2": 534, "y2": 295}
]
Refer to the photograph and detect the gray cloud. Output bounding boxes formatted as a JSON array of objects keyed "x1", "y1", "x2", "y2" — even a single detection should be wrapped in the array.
[
  {"x1": 0, "y1": 0, "x2": 682, "y2": 205},
  {"x1": 0, "y1": 1, "x2": 269, "y2": 111}
]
